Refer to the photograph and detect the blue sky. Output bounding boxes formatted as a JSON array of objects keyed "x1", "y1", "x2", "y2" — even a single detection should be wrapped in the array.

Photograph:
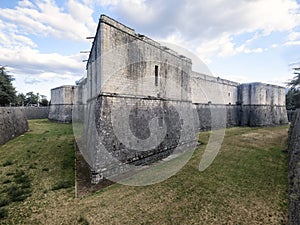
[{"x1": 0, "y1": 0, "x2": 300, "y2": 99}]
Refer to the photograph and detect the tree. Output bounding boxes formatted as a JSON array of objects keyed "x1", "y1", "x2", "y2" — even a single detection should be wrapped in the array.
[
  {"x1": 288, "y1": 67, "x2": 300, "y2": 88},
  {"x1": 39, "y1": 95, "x2": 49, "y2": 106},
  {"x1": 16, "y1": 93, "x2": 26, "y2": 106},
  {"x1": 25, "y1": 92, "x2": 38, "y2": 106},
  {"x1": 287, "y1": 66, "x2": 300, "y2": 109},
  {"x1": 286, "y1": 88, "x2": 299, "y2": 110},
  {"x1": 0, "y1": 66, "x2": 16, "y2": 106}
]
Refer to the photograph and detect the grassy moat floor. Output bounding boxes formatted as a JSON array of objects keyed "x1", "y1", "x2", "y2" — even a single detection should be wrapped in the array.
[{"x1": 0, "y1": 119, "x2": 289, "y2": 224}]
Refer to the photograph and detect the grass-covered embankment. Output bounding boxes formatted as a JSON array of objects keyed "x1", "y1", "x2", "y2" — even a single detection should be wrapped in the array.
[{"x1": 0, "y1": 120, "x2": 288, "y2": 224}]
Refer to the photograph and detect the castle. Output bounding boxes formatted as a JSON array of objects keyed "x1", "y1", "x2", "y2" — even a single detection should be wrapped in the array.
[{"x1": 49, "y1": 15, "x2": 288, "y2": 184}]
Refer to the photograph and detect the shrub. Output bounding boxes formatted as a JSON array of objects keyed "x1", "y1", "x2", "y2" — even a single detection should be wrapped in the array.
[
  {"x1": 52, "y1": 180, "x2": 73, "y2": 191},
  {"x1": 2, "y1": 160, "x2": 13, "y2": 167},
  {"x1": 13, "y1": 170, "x2": 31, "y2": 188},
  {"x1": 6, "y1": 185, "x2": 31, "y2": 202},
  {"x1": 13, "y1": 170, "x2": 25, "y2": 178},
  {"x1": 0, "y1": 207, "x2": 8, "y2": 219},
  {"x1": 78, "y1": 215, "x2": 89, "y2": 225},
  {"x1": 0, "y1": 198, "x2": 9, "y2": 207},
  {"x1": 2, "y1": 179, "x2": 11, "y2": 184},
  {"x1": 5, "y1": 172, "x2": 14, "y2": 176},
  {"x1": 28, "y1": 164, "x2": 37, "y2": 169}
]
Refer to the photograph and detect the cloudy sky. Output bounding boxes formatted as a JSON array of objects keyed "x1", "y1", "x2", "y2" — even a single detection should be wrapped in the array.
[{"x1": 1, "y1": 0, "x2": 300, "y2": 99}]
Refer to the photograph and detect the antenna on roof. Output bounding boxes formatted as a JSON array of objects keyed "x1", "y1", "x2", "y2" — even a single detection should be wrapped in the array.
[{"x1": 86, "y1": 37, "x2": 95, "y2": 39}]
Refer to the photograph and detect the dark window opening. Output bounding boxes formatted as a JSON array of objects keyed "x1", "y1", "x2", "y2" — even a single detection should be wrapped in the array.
[{"x1": 155, "y1": 65, "x2": 158, "y2": 86}]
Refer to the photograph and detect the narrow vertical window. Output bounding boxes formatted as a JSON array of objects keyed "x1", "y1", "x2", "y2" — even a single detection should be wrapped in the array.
[{"x1": 155, "y1": 65, "x2": 158, "y2": 86}]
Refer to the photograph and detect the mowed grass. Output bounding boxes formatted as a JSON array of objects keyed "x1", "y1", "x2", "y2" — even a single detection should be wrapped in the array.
[
  {"x1": 0, "y1": 119, "x2": 75, "y2": 224},
  {"x1": 0, "y1": 120, "x2": 289, "y2": 224}
]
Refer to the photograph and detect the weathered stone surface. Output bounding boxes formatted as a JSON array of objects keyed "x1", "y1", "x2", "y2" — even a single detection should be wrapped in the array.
[
  {"x1": 49, "y1": 86, "x2": 75, "y2": 123},
  {"x1": 288, "y1": 109, "x2": 300, "y2": 224},
  {"x1": 20, "y1": 107, "x2": 49, "y2": 119},
  {"x1": 56, "y1": 15, "x2": 289, "y2": 183},
  {"x1": 0, "y1": 107, "x2": 28, "y2": 145}
]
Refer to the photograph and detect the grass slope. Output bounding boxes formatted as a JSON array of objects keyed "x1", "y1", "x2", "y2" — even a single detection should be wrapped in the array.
[{"x1": 0, "y1": 120, "x2": 288, "y2": 224}]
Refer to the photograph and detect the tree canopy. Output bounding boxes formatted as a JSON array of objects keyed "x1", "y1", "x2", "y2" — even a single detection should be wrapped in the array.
[
  {"x1": 0, "y1": 66, "x2": 16, "y2": 106},
  {"x1": 286, "y1": 66, "x2": 300, "y2": 109},
  {"x1": 0, "y1": 66, "x2": 49, "y2": 107},
  {"x1": 288, "y1": 67, "x2": 300, "y2": 88}
]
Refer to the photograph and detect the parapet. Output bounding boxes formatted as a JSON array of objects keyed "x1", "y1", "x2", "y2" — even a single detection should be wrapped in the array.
[
  {"x1": 191, "y1": 71, "x2": 239, "y2": 87},
  {"x1": 97, "y1": 14, "x2": 192, "y2": 63}
]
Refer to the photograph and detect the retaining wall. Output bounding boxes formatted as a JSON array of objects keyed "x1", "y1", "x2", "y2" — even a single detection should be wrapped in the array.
[
  {"x1": 288, "y1": 109, "x2": 300, "y2": 224},
  {"x1": 193, "y1": 104, "x2": 288, "y2": 131},
  {"x1": 0, "y1": 107, "x2": 28, "y2": 145},
  {"x1": 20, "y1": 107, "x2": 49, "y2": 119}
]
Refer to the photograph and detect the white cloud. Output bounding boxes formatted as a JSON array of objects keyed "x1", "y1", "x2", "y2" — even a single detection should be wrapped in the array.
[
  {"x1": 0, "y1": 0, "x2": 97, "y2": 41},
  {"x1": 103, "y1": 0, "x2": 300, "y2": 62},
  {"x1": 285, "y1": 40, "x2": 300, "y2": 46},
  {"x1": 285, "y1": 31, "x2": 300, "y2": 45},
  {"x1": 106, "y1": 0, "x2": 300, "y2": 38},
  {"x1": 288, "y1": 31, "x2": 300, "y2": 40},
  {"x1": 0, "y1": 0, "x2": 299, "y2": 96},
  {"x1": 0, "y1": 0, "x2": 94, "y2": 96},
  {"x1": 0, "y1": 45, "x2": 85, "y2": 77}
]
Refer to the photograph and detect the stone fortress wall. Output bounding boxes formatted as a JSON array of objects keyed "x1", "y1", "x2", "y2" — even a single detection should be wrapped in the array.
[
  {"x1": 48, "y1": 85, "x2": 75, "y2": 123},
  {"x1": 0, "y1": 107, "x2": 49, "y2": 145},
  {"x1": 50, "y1": 15, "x2": 288, "y2": 183},
  {"x1": 0, "y1": 108, "x2": 28, "y2": 145},
  {"x1": 288, "y1": 108, "x2": 300, "y2": 225}
]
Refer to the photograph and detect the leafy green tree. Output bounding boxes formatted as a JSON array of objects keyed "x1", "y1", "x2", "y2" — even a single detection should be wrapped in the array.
[
  {"x1": 16, "y1": 93, "x2": 26, "y2": 106},
  {"x1": 39, "y1": 95, "x2": 49, "y2": 106},
  {"x1": 25, "y1": 92, "x2": 38, "y2": 106},
  {"x1": 287, "y1": 67, "x2": 300, "y2": 109},
  {"x1": 286, "y1": 88, "x2": 299, "y2": 110},
  {"x1": 0, "y1": 66, "x2": 16, "y2": 106},
  {"x1": 288, "y1": 67, "x2": 300, "y2": 88}
]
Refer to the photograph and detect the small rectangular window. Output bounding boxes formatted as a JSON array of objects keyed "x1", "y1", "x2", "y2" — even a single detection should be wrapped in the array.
[
  {"x1": 159, "y1": 116, "x2": 163, "y2": 127},
  {"x1": 155, "y1": 65, "x2": 158, "y2": 86}
]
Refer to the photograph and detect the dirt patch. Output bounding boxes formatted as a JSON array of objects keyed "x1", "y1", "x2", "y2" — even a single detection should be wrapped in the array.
[{"x1": 75, "y1": 149, "x2": 114, "y2": 198}]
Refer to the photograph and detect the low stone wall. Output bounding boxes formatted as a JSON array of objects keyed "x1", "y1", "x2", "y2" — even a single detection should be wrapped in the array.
[
  {"x1": 193, "y1": 104, "x2": 239, "y2": 131},
  {"x1": 240, "y1": 105, "x2": 288, "y2": 126},
  {"x1": 0, "y1": 107, "x2": 28, "y2": 145},
  {"x1": 193, "y1": 104, "x2": 288, "y2": 131},
  {"x1": 288, "y1": 109, "x2": 300, "y2": 224},
  {"x1": 20, "y1": 107, "x2": 49, "y2": 119}
]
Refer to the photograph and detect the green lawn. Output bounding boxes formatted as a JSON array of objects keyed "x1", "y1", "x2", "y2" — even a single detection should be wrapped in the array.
[{"x1": 0, "y1": 120, "x2": 289, "y2": 224}]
